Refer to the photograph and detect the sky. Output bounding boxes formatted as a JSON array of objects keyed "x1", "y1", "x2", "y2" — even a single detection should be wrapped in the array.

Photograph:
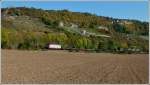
[{"x1": 1, "y1": 1, "x2": 149, "y2": 21}]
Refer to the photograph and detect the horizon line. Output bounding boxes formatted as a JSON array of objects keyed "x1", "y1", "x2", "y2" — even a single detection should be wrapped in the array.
[{"x1": 2, "y1": 6, "x2": 148, "y2": 22}]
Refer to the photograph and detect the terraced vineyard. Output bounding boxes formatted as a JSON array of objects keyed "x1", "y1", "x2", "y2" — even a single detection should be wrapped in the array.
[{"x1": 2, "y1": 50, "x2": 149, "y2": 84}]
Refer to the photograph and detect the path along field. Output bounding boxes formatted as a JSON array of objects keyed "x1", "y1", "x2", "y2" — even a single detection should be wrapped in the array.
[{"x1": 2, "y1": 50, "x2": 149, "y2": 84}]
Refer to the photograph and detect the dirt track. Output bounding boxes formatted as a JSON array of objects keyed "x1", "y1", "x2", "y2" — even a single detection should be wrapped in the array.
[{"x1": 2, "y1": 50, "x2": 149, "y2": 84}]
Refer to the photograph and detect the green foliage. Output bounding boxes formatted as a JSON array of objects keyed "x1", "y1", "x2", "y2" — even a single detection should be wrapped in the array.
[
  {"x1": 1, "y1": 7, "x2": 148, "y2": 53},
  {"x1": 113, "y1": 23, "x2": 127, "y2": 33},
  {"x1": 75, "y1": 37, "x2": 92, "y2": 49},
  {"x1": 1, "y1": 29, "x2": 9, "y2": 48}
]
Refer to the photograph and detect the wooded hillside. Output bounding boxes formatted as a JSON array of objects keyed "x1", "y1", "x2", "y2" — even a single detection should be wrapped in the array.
[{"x1": 1, "y1": 7, "x2": 149, "y2": 53}]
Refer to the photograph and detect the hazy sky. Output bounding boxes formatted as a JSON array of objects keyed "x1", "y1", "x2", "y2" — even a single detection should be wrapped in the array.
[{"x1": 2, "y1": 1, "x2": 149, "y2": 21}]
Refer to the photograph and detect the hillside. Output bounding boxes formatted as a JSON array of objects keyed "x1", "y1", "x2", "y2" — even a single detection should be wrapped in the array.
[{"x1": 1, "y1": 7, "x2": 149, "y2": 53}]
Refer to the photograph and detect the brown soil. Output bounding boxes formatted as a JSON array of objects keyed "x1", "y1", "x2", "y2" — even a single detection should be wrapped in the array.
[{"x1": 1, "y1": 50, "x2": 149, "y2": 84}]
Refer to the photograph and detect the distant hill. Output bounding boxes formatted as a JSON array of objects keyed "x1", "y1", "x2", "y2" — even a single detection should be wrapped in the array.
[{"x1": 1, "y1": 7, "x2": 149, "y2": 53}]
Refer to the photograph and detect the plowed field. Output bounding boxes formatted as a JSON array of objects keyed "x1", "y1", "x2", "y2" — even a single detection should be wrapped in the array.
[{"x1": 2, "y1": 50, "x2": 149, "y2": 84}]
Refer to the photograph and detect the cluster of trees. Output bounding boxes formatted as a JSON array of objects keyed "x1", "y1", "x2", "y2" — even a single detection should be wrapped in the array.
[
  {"x1": 1, "y1": 7, "x2": 148, "y2": 53},
  {"x1": 2, "y1": 7, "x2": 148, "y2": 35},
  {"x1": 2, "y1": 28, "x2": 148, "y2": 53},
  {"x1": 1, "y1": 28, "x2": 95, "y2": 50}
]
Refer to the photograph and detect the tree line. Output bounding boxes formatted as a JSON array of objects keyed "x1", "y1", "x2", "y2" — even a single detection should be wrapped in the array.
[
  {"x1": 2, "y1": 28, "x2": 148, "y2": 53},
  {"x1": 1, "y1": 7, "x2": 148, "y2": 53}
]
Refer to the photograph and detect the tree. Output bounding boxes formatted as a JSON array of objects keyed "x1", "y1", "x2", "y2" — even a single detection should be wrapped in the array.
[
  {"x1": 113, "y1": 23, "x2": 126, "y2": 33},
  {"x1": 1, "y1": 29, "x2": 9, "y2": 48}
]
